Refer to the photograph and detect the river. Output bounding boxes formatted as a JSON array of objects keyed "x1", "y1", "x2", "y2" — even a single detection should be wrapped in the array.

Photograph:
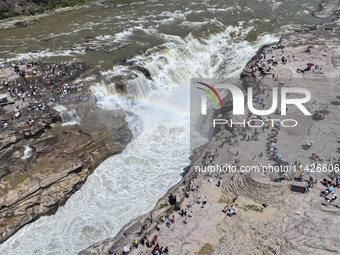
[{"x1": 0, "y1": 0, "x2": 332, "y2": 254}]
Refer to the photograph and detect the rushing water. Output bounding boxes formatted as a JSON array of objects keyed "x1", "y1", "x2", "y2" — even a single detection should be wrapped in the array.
[
  {"x1": 54, "y1": 105, "x2": 81, "y2": 126},
  {"x1": 0, "y1": 0, "x2": 332, "y2": 254}
]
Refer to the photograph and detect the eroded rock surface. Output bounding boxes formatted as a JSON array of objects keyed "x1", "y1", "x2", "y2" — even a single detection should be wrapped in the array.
[{"x1": 0, "y1": 105, "x2": 132, "y2": 243}]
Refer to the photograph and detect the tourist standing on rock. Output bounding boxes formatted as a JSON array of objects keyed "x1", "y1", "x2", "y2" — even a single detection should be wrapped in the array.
[
  {"x1": 332, "y1": 194, "x2": 337, "y2": 201},
  {"x1": 224, "y1": 205, "x2": 228, "y2": 213},
  {"x1": 164, "y1": 247, "x2": 169, "y2": 254},
  {"x1": 217, "y1": 180, "x2": 221, "y2": 187},
  {"x1": 190, "y1": 180, "x2": 195, "y2": 191},
  {"x1": 166, "y1": 219, "x2": 171, "y2": 228},
  {"x1": 140, "y1": 237, "x2": 145, "y2": 246},
  {"x1": 133, "y1": 239, "x2": 138, "y2": 248},
  {"x1": 233, "y1": 207, "x2": 238, "y2": 216},
  {"x1": 153, "y1": 243, "x2": 159, "y2": 254},
  {"x1": 184, "y1": 216, "x2": 189, "y2": 224}
]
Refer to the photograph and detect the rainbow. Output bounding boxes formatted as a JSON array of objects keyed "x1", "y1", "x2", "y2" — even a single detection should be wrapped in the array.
[{"x1": 112, "y1": 94, "x2": 189, "y2": 117}]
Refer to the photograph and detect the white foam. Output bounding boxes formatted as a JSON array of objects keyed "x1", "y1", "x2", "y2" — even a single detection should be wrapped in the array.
[
  {"x1": 113, "y1": 26, "x2": 140, "y2": 41},
  {"x1": 21, "y1": 145, "x2": 32, "y2": 160},
  {"x1": 2, "y1": 48, "x2": 86, "y2": 64},
  {"x1": 92, "y1": 35, "x2": 115, "y2": 42}
]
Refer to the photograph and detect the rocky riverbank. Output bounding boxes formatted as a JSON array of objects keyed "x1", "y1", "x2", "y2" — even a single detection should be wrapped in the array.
[
  {"x1": 79, "y1": 18, "x2": 340, "y2": 255},
  {"x1": 0, "y1": 104, "x2": 132, "y2": 243}
]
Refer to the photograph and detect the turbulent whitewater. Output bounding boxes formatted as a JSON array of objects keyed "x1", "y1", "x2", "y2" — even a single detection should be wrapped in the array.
[{"x1": 0, "y1": 0, "x2": 326, "y2": 254}]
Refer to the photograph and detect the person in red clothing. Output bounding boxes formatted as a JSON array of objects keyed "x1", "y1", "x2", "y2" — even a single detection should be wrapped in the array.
[
  {"x1": 153, "y1": 235, "x2": 158, "y2": 243},
  {"x1": 153, "y1": 243, "x2": 159, "y2": 253}
]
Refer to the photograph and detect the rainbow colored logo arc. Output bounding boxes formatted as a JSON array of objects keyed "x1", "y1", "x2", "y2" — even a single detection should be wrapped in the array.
[{"x1": 196, "y1": 82, "x2": 223, "y2": 107}]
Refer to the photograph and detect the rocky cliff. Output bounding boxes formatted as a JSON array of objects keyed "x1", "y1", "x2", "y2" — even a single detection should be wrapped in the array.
[{"x1": 0, "y1": 104, "x2": 132, "y2": 243}]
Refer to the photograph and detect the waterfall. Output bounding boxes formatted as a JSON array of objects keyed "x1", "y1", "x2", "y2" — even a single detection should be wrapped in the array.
[{"x1": 53, "y1": 105, "x2": 81, "y2": 126}]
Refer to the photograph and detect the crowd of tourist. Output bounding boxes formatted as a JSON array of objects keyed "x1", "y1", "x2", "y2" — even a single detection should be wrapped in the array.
[{"x1": 0, "y1": 60, "x2": 88, "y2": 130}]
